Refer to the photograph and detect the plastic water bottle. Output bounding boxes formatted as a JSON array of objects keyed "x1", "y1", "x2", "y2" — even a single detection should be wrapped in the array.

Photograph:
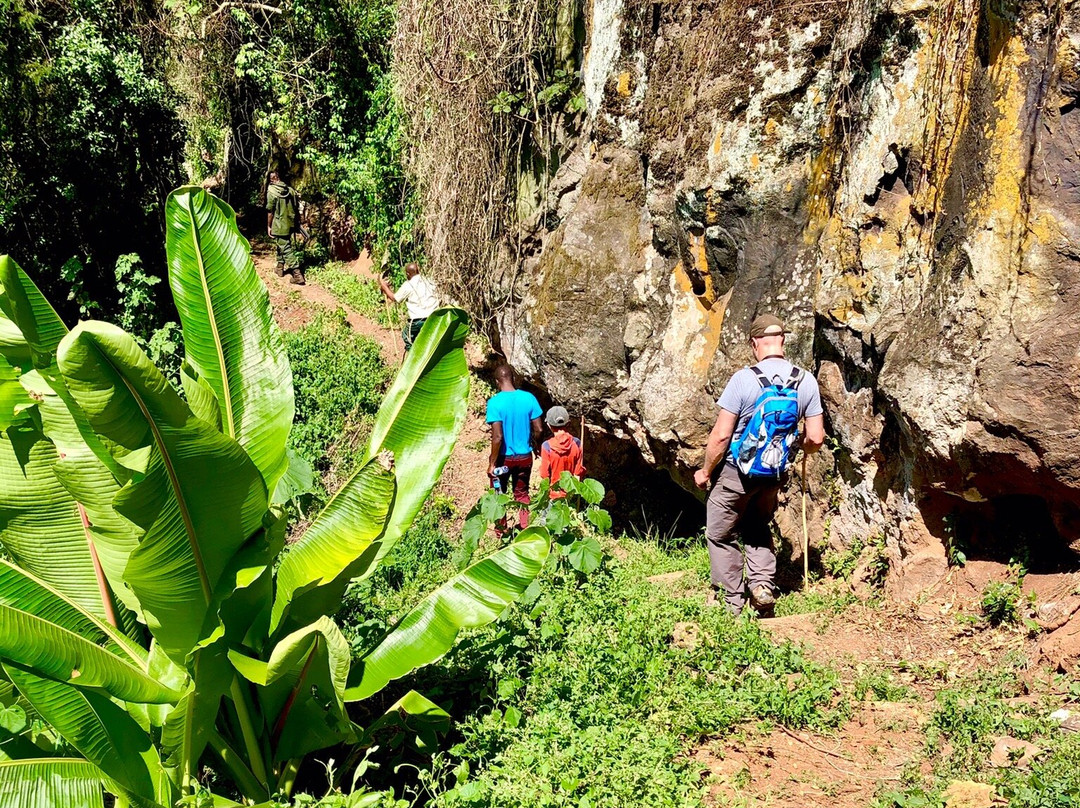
[{"x1": 492, "y1": 465, "x2": 509, "y2": 492}]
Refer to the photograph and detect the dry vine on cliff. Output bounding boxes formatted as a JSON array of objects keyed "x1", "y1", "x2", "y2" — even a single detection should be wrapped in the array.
[{"x1": 392, "y1": 0, "x2": 571, "y2": 328}]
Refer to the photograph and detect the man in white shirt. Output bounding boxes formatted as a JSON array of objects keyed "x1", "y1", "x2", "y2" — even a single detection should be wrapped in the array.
[{"x1": 378, "y1": 262, "x2": 439, "y2": 350}]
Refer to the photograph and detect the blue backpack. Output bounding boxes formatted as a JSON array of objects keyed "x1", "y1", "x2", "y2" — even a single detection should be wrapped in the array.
[{"x1": 729, "y1": 366, "x2": 804, "y2": 478}]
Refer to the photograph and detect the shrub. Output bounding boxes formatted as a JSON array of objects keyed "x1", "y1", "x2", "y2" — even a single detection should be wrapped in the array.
[
  {"x1": 981, "y1": 568, "x2": 1025, "y2": 626},
  {"x1": 285, "y1": 312, "x2": 389, "y2": 479}
]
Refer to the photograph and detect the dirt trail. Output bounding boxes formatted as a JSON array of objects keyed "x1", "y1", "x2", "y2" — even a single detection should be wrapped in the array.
[
  {"x1": 693, "y1": 574, "x2": 1056, "y2": 808},
  {"x1": 251, "y1": 242, "x2": 490, "y2": 518}
]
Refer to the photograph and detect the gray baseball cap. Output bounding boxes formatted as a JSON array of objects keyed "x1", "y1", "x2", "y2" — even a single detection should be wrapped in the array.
[{"x1": 546, "y1": 406, "x2": 570, "y2": 427}]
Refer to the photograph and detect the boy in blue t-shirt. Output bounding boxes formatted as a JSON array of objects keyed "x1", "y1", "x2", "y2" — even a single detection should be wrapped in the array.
[{"x1": 486, "y1": 363, "x2": 543, "y2": 529}]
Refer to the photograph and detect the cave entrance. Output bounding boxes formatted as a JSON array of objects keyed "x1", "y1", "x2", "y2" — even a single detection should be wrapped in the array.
[
  {"x1": 929, "y1": 492, "x2": 1078, "y2": 574},
  {"x1": 577, "y1": 425, "x2": 705, "y2": 542}
]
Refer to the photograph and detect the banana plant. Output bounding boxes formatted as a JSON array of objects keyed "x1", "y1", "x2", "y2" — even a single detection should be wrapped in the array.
[{"x1": 0, "y1": 187, "x2": 550, "y2": 807}]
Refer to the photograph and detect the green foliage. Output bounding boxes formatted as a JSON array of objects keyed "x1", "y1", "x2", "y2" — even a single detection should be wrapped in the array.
[
  {"x1": 942, "y1": 513, "x2": 967, "y2": 567},
  {"x1": 853, "y1": 666, "x2": 915, "y2": 702},
  {"x1": 823, "y1": 537, "x2": 865, "y2": 580},
  {"x1": 0, "y1": 188, "x2": 544, "y2": 806},
  {"x1": 426, "y1": 537, "x2": 845, "y2": 808},
  {"x1": 175, "y1": 0, "x2": 417, "y2": 269},
  {"x1": 981, "y1": 567, "x2": 1026, "y2": 626},
  {"x1": 285, "y1": 312, "x2": 389, "y2": 479},
  {"x1": 822, "y1": 532, "x2": 888, "y2": 587},
  {"x1": 309, "y1": 263, "x2": 401, "y2": 328},
  {"x1": 774, "y1": 583, "x2": 857, "y2": 618},
  {"x1": 457, "y1": 474, "x2": 612, "y2": 575},
  {"x1": 490, "y1": 69, "x2": 584, "y2": 117},
  {"x1": 878, "y1": 660, "x2": 1080, "y2": 808},
  {"x1": 0, "y1": 0, "x2": 183, "y2": 320},
  {"x1": 303, "y1": 72, "x2": 421, "y2": 271},
  {"x1": 115, "y1": 253, "x2": 183, "y2": 381}
]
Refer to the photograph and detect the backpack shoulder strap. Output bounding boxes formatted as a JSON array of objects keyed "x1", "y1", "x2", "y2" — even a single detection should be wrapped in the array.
[
  {"x1": 749, "y1": 365, "x2": 771, "y2": 389},
  {"x1": 784, "y1": 367, "x2": 804, "y2": 390}
]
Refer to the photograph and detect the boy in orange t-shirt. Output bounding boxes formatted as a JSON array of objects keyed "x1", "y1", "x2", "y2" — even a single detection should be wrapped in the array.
[{"x1": 538, "y1": 406, "x2": 585, "y2": 497}]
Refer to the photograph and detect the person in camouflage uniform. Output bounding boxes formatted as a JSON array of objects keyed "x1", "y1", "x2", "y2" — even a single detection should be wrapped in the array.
[{"x1": 266, "y1": 171, "x2": 304, "y2": 285}]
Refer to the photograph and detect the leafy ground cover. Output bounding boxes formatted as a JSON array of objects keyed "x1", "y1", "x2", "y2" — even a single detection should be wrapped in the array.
[
  {"x1": 324, "y1": 526, "x2": 846, "y2": 807},
  {"x1": 285, "y1": 311, "x2": 389, "y2": 483},
  {"x1": 309, "y1": 263, "x2": 402, "y2": 328},
  {"x1": 876, "y1": 661, "x2": 1080, "y2": 808}
]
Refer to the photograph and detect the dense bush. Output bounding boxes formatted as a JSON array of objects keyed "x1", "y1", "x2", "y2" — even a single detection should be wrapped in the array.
[
  {"x1": 285, "y1": 312, "x2": 389, "y2": 479},
  {"x1": 0, "y1": 0, "x2": 184, "y2": 321}
]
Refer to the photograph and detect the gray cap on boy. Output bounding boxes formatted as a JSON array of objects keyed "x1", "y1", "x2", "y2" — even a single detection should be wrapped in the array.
[{"x1": 546, "y1": 406, "x2": 570, "y2": 427}]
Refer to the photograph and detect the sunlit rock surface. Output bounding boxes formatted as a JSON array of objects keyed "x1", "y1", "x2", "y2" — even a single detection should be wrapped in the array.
[{"x1": 493, "y1": 1, "x2": 1080, "y2": 591}]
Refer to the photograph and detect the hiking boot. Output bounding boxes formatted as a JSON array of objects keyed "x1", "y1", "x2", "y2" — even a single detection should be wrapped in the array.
[
  {"x1": 749, "y1": 585, "x2": 776, "y2": 610},
  {"x1": 276, "y1": 264, "x2": 287, "y2": 277},
  {"x1": 289, "y1": 270, "x2": 306, "y2": 286}
]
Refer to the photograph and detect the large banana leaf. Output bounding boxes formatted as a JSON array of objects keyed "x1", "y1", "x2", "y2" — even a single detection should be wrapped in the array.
[
  {"x1": 0, "y1": 257, "x2": 138, "y2": 627},
  {"x1": 0, "y1": 561, "x2": 174, "y2": 704},
  {"x1": 358, "y1": 690, "x2": 450, "y2": 752},
  {"x1": 346, "y1": 528, "x2": 550, "y2": 701},
  {"x1": 362, "y1": 308, "x2": 470, "y2": 564},
  {"x1": 0, "y1": 256, "x2": 67, "y2": 369},
  {"x1": 165, "y1": 187, "x2": 293, "y2": 495},
  {"x1": 159, "y1": 641, "x2": 229, "y2": 788},
  {"x1": 0, "y1": 421, "x2": 108, "y2": 621},
  {"x1": 0, "y1": 758, "x2": 107, "y2": 808},
  {"x1": 0, "y1": 356, "x2": 31, "y2": 429},
  {"x1": 270, "y1": 457, "x2": 394, "y2": 635},
  {"x1": 57, "y1": 322, "x2": 268, "y2": 664},
  {"x1": 5, "y1": 665, "x2": 170, "y2": 807},
  {"x1": 0, "y1": 311, "x2": 30, "y2": 369},
  {"x1": 0, "y1": 561, "x2": 142, "y2": 664},
  {"x1": 229, "y1": 616, "x2": 351, "y2": 762},
  {"x1": 215, "y1": 519, "x2": 286, "y2": 652}
]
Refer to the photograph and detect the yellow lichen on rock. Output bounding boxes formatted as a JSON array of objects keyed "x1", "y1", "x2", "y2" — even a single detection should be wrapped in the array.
[{"x1": 663, "y1": 262, "x2": 727, "y2": 376}]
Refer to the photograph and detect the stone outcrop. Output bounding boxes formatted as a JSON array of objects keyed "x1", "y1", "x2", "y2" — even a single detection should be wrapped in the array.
[{"x1": 485, "y1": 1, "x2": 1080, "y2": 591}]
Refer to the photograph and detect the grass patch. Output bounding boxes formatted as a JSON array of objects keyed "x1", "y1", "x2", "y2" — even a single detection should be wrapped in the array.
[
  {"x1": 853, "y1": 666, "x2": 916, "y2": 702},
  {"x1": 774, "y1": 580, "x2": 857, "y2": 617},
  {"x1": 405, "y1": 536, "x2": 848, "y2": 808},
  {"x1": 876, "y1": 657, "x2": 1080, "y2": 807},
  {"x1": 309, "y1": 262, "x2": 401, "y2": 328},
  {"x1": 284, "y1": 311, "x2": 389, "y2": 483}
]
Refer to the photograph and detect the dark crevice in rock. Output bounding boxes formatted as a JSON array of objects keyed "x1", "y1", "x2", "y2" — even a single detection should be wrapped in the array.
[
  {"x1": 813, "y1": 315, "x2": 889, "y2": 395},
  {"x1": 864, "y1": 145, "x2": 911, "y2": 206},
  {"x1": 921, "y1": 488, "x2": 1077, "y2": 573}
]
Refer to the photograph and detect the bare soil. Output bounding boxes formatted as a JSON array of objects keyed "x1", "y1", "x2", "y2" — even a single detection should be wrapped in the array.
[{"x1": 691, "y1": 566, "x2": 1062, "y2": 808}]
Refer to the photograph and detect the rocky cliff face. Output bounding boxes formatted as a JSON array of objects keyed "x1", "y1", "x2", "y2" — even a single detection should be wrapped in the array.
[{"x1": 491, "y1": 0, "x2": 1080, "y2": 592}]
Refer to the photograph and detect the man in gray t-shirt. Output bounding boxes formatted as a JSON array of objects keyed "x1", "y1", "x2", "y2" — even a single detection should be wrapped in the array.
[{"x1": 693, "y1": 314, "x2": 826, "y2": 615}]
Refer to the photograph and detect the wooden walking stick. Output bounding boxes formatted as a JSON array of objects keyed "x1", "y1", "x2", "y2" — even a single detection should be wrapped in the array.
[{"x1": 801, "y1": 451, "x2": 809, "y2": 592}]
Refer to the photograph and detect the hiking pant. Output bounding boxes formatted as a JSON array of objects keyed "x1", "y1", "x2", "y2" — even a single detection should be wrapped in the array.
[
  {"x1": 493, "y1": 454, "x2": 532, "y2": 531},
  {"x1": 402, "y1": 317, "x2": 426, "y2": 351},
  {"x1": 705, "y1": 462, "x2": 782, "y2": 613},
  {"x1": 274, "y1": 235, "x2": 299, "y2": 271}
]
